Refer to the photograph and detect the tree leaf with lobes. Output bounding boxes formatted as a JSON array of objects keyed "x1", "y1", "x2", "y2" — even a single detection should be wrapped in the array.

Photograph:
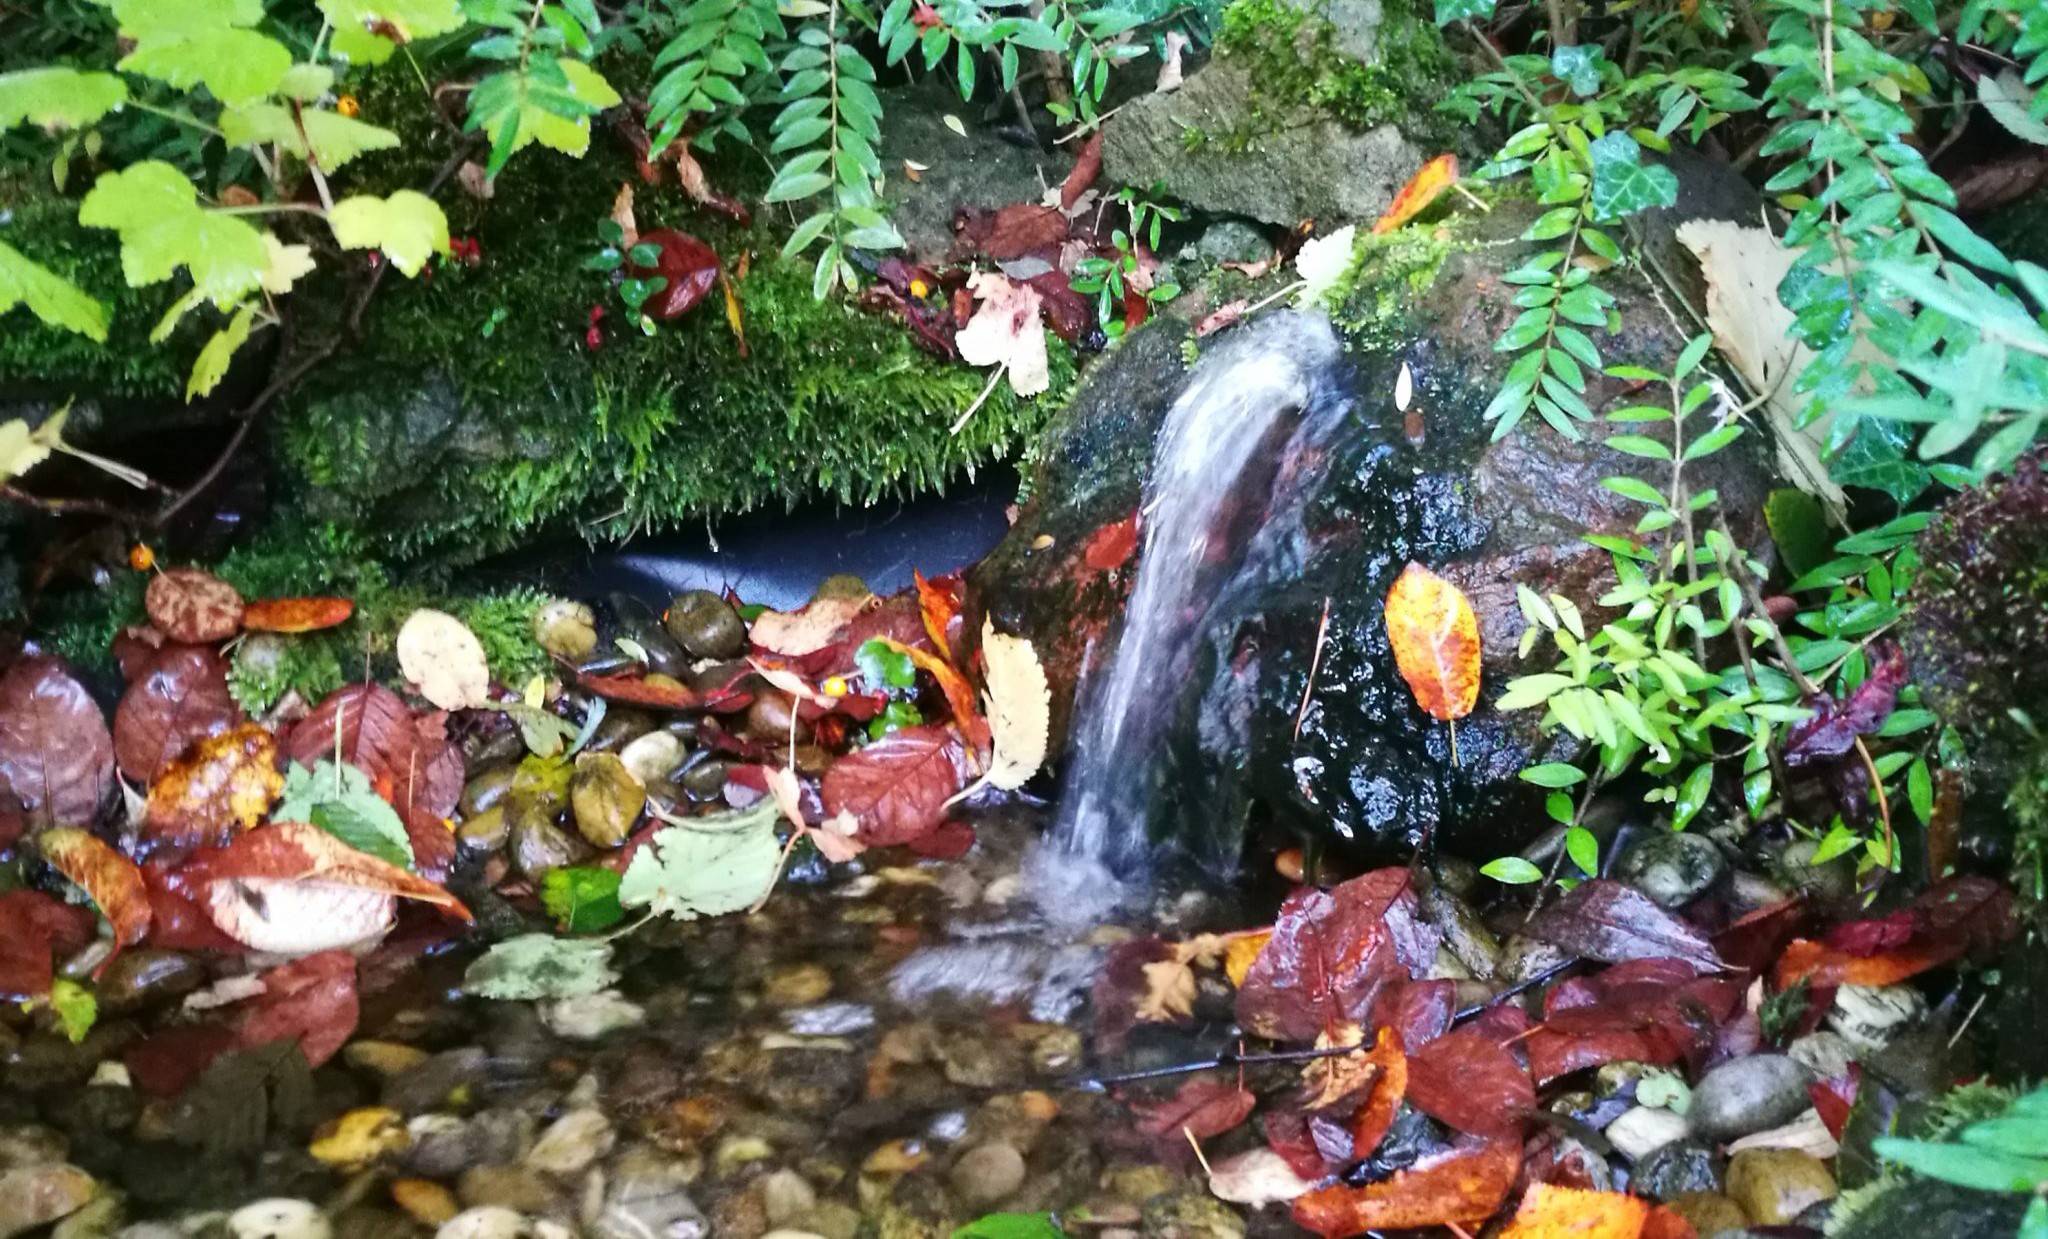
[
  {"x1": 955, "y1": 271, "x2": 1050, "y2": 399},
  {"x1": 1384, "y1": 563, "x2": 1482, "y2": 721},
  {"x1": 465, "y1": 933, "x2": 618, "y2": 1000},
  {"x1": 113, "y1": 645, "x2": 241, "y2": 784},
  {"x1": 619, "y1": 801, "x2": 782, "y2": 919},
  {"x1": 0, "y1": 655, "x2": 116, "y2": 831},
  {"x1": 819, "y1": 723, "x2": 967, "y2": 846},
  {"x1": 327, "y1": 190, "x2": 451, "y2": 277},
  {"x1": 38, "y1": 828, "x2": 152, "y2": 949},
  {"x1": 1524, "y1": 878, "x2": 1725, "y2": 970}
]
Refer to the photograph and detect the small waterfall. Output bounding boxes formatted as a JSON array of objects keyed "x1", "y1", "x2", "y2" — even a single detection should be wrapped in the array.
[{"x1": 1032, "y1": 312, "x2": 1348, "y2": 923}]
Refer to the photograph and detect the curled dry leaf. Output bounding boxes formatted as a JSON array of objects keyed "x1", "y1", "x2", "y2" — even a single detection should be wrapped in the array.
[
  {"x1": 1384, "y1": 562, "x2": 1481, "y2": 722},
  {"x1": 978, "y1": 618, "x2": 1050, "y2": 790},
  {"x1": 145, "y1": 567, "x2": 245, "y2": 644},
  {"x1": 395, "y1": 609, "x2": 491, "y2": 710},
  {"x1": 1060, "y1": 132, "x2": 1103, "y2": 212},
  {"x1": 113, "y1": 646, "x2": 241, "y2": 784},
  {"x1": 143, "y1": 722, "x2": 284, "y2": 849},
  {"x1": 240, "y1": 597, "x2": 355, "y2": 634},
  {"x1": 750, "y1": 594, "x2": 874, "y2": 659},
  {"x1": 0, "y1": 654, "x2": 115, "y2": 830},
  {"x1": 38, "y1": 828, "x2": 151, "y2": 948},
  {"x1": 1372, "y1": 154, "x2": 1460, "y2": 235}
]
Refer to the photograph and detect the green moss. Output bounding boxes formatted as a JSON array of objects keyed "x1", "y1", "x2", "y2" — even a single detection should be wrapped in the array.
[
  {"x1": 1329, "y1": 224, "x2": 1462, "y2": 344},
  {"x1": 1208, "y1": 0, "x2": 1457, "y2": 149},
  {"x1": 458, "y1": 589, "x2": 548, "y2": 690},
  {"x1": 37, "y1": 573, "x2": 145, "y2": 671}
]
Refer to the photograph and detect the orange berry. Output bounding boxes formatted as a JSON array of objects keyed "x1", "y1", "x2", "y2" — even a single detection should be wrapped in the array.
[
  {"x1": 337, "y1": 95, "x2": 361, "y2": 118},
  {"x1": 128, "y1": 544, "x2": 155, "y2": 571}
]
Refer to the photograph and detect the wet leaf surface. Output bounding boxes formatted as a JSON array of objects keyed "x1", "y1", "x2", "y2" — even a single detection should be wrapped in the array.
[
  {"x1": 1291, "y1": 1137, "x2": 1521, "y2": 1236},
  {"x1": 0, "y1": 889, "x2": 97, "y2": 1000},
  {"x1": 1775, "y1": 876, "x2": 2014, "y2": 989},
  {"x1": 142, "y1": 722, "x2": 284, "y2": 849},
  {"x1": 1785, "y1": 642, "x2": 1908, "y2": 766},
  {"x1": 239, "y1": 596, "x2": 355, "y2": 633},
  {"x1": 113, "y1": 645, "x2": 240, "y2": 784},
  {"x1": 1524, "y1": 879, "x2": 1725, "y2": 971},
  {"x1": 1237, "y1": 868, "x2": 1434, "y2": 1041},
  {"x1": 1373, "y1": 153, "x2": 1460, "y2": 235},
  {"x1": 0, "y1": 655, "x2": 115, "y2": 830},
  {"x1": 38, "y1": 827, "x2": 151, "y2": 947},
  {"x1": 1384, "y1": 562, "x2": 1482, "y2": 722},
  {"x1": 819, "y1": 723, "x2": 966, "y2": 847},
  {"x1": 1404, "y1": 1027, "x2": 1535, "y2": 1138},
  {"x1": 144, "y1": 567, "x2": 244, "y2": 644}
]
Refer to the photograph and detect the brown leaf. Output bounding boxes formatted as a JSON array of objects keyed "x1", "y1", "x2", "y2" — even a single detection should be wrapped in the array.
[
  {"x1": 145, "y1": 568, "x2": 245, "y2": 644},
  {"x1": 1291, "y1": 1138, "x2": 1520, "y2": 1237},
  {"x1": 819, "y1": 723, "x2": 967, "y2": 847},
  {"x1": 143, "y1": 722, "x2": 284, "y2": 850},
  {"x1": 38, "y1": 828, "x2": 151, "y2": 948},
  {"x1": 749, "y1": 594, "x2": 875, "y2": 659},
  {"x1": 955, "y1": 203, "x2": 1069, "y2": 261},
  {"x1": 0, "y1": 889, "x2": 98, "y2": 1000},
  {"x1": 1299, "y1": 1022, "x2": 1374, "y2": 1110},
  {"x1": 179, "y1": 820, "x2": 470, "y2": 930},
  {"x1": 240, "y1": 597, "x2": 355, "y2": 634},
  {"x1": 113, "y1": 646, "x2": 241, "y2": 784},
  {"x1": 112, "y1": 625, "x2": 168, "y2": 681},
  {"x1": 235, "y1": 950, "x2": 359, "y2": 1068},
  {"x1": 1384, "y1": 562, "x2": 1481, "y2": 722},
  {"x1": 1525, "y1": 880, "x2": 1725, "y2": 971},
  {"x1": 1349, "y1": 1025, "x2": 1408, "y2": 1157},
  {"x1": 625, "y1": 228, "x2": 721, "y2": 321},
  {"x1": 0, "y1": 655, "x2": 115, "y2": 830},
  {"x1": 1194, "y1": 299, "x2": 1250, "y2": 338},
  {"x1": 1773, "y1": 875, "x2": 2014, "y2": 990},
  {"x1": 1060, "y1": 133, "x2": 1103, "y2": 211},
  {"x1": 284, "y1": 685, "x2": 466, "y2": 829},
  {"x1": 576, "y1": 670, "x2": 753, "y2": 713},
  {"x1": 1236, "y1": 868, "x2": 1435, "y2": 1041},
  {"x1": 1136, "y1": 956, "x2": 1197, "y2": 1023},
  {"x1": 914, "y1": 570, "x2": 965, "y2": 660},
  {"x1": 1403, "y1": 1027, "x2": 1535, "y2": 1138},
  {"x1": 1131, "y1": 1076, "x2": 1256, "y2": 1144}
]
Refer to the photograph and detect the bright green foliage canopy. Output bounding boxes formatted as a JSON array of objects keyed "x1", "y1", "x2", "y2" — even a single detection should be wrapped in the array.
[
  {"x1": 78, "y1": 161, "x2": 269, "y2": 305},
  {"x1": 0, "y1": 69, "x2": 128, "y2": 131}
]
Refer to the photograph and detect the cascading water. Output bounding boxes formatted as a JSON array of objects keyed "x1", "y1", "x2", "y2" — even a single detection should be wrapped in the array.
[{"x1": 1031, "y1": 312, "x2": 1350, "y2": 923}]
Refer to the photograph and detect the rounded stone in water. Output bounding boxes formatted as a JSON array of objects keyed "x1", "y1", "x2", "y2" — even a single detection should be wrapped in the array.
[
  {"x1": 1613, "y1": 830, "x2": 1726, "y2": 908},
  {"x1": 534, "y1": 599, "x2": 599, "y2": 660},
  {"x1": 664, "y1": 590, "x2": 747, "y2": 659},
  {"x1": 228, "y1": 1200, "x2": 330, "y2": 1239}
]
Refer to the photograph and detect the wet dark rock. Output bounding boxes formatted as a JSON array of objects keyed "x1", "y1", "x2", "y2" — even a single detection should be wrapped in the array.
[
  {"x1": 384, "y1": 1048, "x2": 491, "y2": 1115},
  {"x1": 610, "y1": 594, "x2": 691, "y2": 677},
  {"x1": 1613, "y1": 831, "x2": 1726, "y2": 908},
  {"x1": 950, "y1": 1143, "x2": 1027, "y2": 1208},
  {"x1": 406, "y1": 1110, "x2": 537, "y2": 1179},
  {"x1": 1664, "y1": 1192, "x2": 1747, "y2": 1237},
  {"x1": 572, "y1": 753, "x2": 645, "y2": 849},
  {"x1": 679, "y1": 758, "x2": 734, "y2": 799},
  {"x1": 528, "y1": 1109, "x2": 615, "y2": 1176},
  {"x1": 1630, "y1": 1140, "x2": 1722, "y2": 1201},
  {"x1": 1831, "y1": 1175, "x2": 2028, "y2": 1239},
  {"x1": 1139, "y1": 1188, "x2": 1245, "y2": 1239},
  {"x1": 591, "y1": 708, "x2": 660, "y2": 754},
  {"x1": 4, "y1": 1034, "x2": 98, "y2": 1094},
  {"x1": 1688, "y1": 1055, "x2": 1814, "y2": 1142},
  {"x1": 511, "y1": 801, "x2": 593, "y2": 879},
  {"x1": 972, "y1": 177, "x2": 1774, "y2": 865},
  {"x1": 95, "y1": 949, "x2": 207, "y2": 1015},
  {"x1": 462, "y1": 765, "x2": 520, "y2": 818},
  {"x1": 47, "y1": 1084, "x2": 137, "y2": 1140},
  {"x1": 744, "y1": 693, "x2": 810, "y2": 745},
  {"x1": 874, "y1": 1173, "x2": 956, "y2": 1239},
  {"x1": 936, "y1": 1039, "x2": 1025, "y2": 1092},
  {"x1": 665, "y1": 591, "x2": 747, "y2": 660}
]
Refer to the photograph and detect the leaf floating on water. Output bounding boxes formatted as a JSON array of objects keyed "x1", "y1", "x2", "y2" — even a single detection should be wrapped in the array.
[
  {"x1": 145, "y1": 567, "x2": 245, "y2": 644},
  {"x1": 396, "y1": 608, "x2": 491, "y2": 710},
  {"x1": 1384, "y1": 562, "x2": 1481, "y2": 722},
  {"x1": 978, "y1": 618, "x2": 1050, "y2": 790},
  {"x1": 1372, "y1": 154, "x2": 1460, "y2": 235},
  {"x1": 0, "y1": 654, "x2": 116, "y2": 831},
  {"x1": 1394, "y1": 360, "x2": 1414, "y2": 412},
  {"x1": 465, "y1": 932, "x2": 618, "y2": 1000},
  {"x1": 619, "y1": 801, "x2": 782, "y2": 919},
  {"x1": 541, "y1": 866, "x2": 625, "y2": 933},
  {"x1": 0, "y1": 889, "x2": 99, "y2": 1001},
  {"x1": 37, "y1": 829, "x2": 151, "y2": 949},
  {"x1": 1208, "y1": 1147, "x2": 1317, "y2": 1207},
  {"x1": 1524, "y1": 879, "x2": 1724, "y2": 971}
]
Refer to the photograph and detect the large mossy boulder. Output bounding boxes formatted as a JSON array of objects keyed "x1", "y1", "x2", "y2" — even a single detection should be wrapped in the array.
[{"x1": 972, "y1": 185, "x2": 1776, "y2": 867}]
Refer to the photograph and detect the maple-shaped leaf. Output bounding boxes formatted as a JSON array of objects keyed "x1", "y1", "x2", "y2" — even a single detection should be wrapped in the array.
[
  {"x1": 143, "y1": 722, "x2": 283, "y2": 849},
  {"x1": 1525, "y1": 880, "x2": 1725, "y2": 971},
  {"x1": 0, "y1": 241, "x2": 110, "y2": 342},
  {"x1": 240, "y1": 597, "x2": 355, "y2": 634},
  {"x1": 328, "y1": 191, "x2": 450, "y2": 277},
  {"x1": 78, "y1": 161, "x2": 269, "y2": 306},
  {"x1": 1291, "y1": 1138, "x2": 1520, "y2": 1237},
  {"x1": 1384, "y1": 562, "x2": 1481, "y2": 722},
  {"x1": 1372, "y1": 154, "x2": 1460, "y2": 235},
  {"x1": 113, "y1": 645, "x2": 241, "y2": 784},
  {"x1": 0, "y1": 67, "x2": 128, "y2": 130},
  {"x1": 0, "y1": 655, "x2": 115, "y2": 831},
  {"x1": 955, "y1": 271, "x2": 1051, "y2": 408},
  {"x1": 1136, "y1": 955, "x2": 1197, "y2": 1024},
  {"x1": 819, "y1": 723, "x2": 967, "y2": 847},
  {"x1": 38, "y1": 829, "x2": 151, "y2": 949},
  {"x1": 1403, "y1": 1027, "x2": 1535, "y2": 1138},
  {"x1": 219, "y1": 103, "x2": 399, "y2": 171}
]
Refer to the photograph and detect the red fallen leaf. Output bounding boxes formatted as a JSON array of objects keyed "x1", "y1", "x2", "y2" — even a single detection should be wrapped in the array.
[
  {"x1": 1060, "y1": 132, "x2": 1103, "y2": 211},
  {"x1": 124, "y1": 1023, "x2": 239, "y2": 1099},
  {"x1": 954, "y1": 203, "x2": 1069, "y2": 262},
  {"x1": 1369, "y1": 978, "x2": 1455, "y2": 1050},
  {"x1": 176, "y1": 820, "x2": 472, "y2": 921},
  {"x1": 141, "y1": 860, "x2": 244, "y2": 952},
  {"x1": 145, "y1": 567, "x2": 245, "y2": 644},
  {"x1": 1020, "y1": 270, "x2": 1097, "y2": 342},
  {"x1": 819, "y1": 723, "x2": 967, "y2": 846},
  {"x1": 235, "y1": 950, "x2": 359, "y2": 1068},
  {"x1": 1775, "y1": 876, "x2": 2014, "y2": 990},
  {"x1": 1291, "y1": 1137, "x2": 1521, "y2": 1236},
  {"x1": 1811, "y1": 1066, "x2": 1859, "y2": 1140},
  {"x1": 1526, "y1": 960, "x2": 1743, "y2": 1084},
  {"x1": 1092, "y1": 936, "x2": 1177, "y2": 1052},
  {"x1": 284, "y1": 686, "x2": 468, "y2": 829},
  {"x1": 1712, "y1": 896, "x2": 1808, "y2": 974},
  {"x1": 1825, "y1": 908, "x2": 1916, "y2": 956},
  {"x1": 1784, "y1": 641, "x2": 1907, "y2": 767},
  {"x1": 1524, "y1": 879, "x2": 1725, "y2": 971},
  {"x1": 0, "y1": 889, "x2": 97, "y2": 1000},
  {"x1": 240, "y1": 597, "x2": 355, "y2": 633},
  {"x1": 1525, "y1": 1025, "x2": 1666, "y2": 1086},
  {"x1": 914, "y1": 570, "x2": 965, "y2": 660},
  {"x1": 403, "y1": 803, "x2": 458, "y2": 887},
  {"x1": 0, "y1": 654, "x2": 115, "y2": 831},
  {"x1": 1131, "y1": 1076, "x2": 1257, "y2": 1154},
  {"x1": 577, "y1": 669, "x2": 753, "y2": 713},
  {"x1": 113, "y1": 645, "x2": 241, "y2": 784},
  {"x1": 111, "y1": 625, "x2": 168, "y2": 681},
  {"x1": 1122, "y1": 284, "x2": 1151, "y2": 332},
  {"x1": 142, "y1": 722, "x2": 284, "y2": 850},
  {"x1": 1349, "y1": 1025, "x2": 1408, "y2": 1157},
  {"x1": 1083, "y1": 510, "x2": 1142, "y2": 573},
  {"x1": 624, "y1": 228, "x2": 721, "y2": 320},
  {"x1": 907, "y1": 818, "x2": 975, "y2": 859},
  {"x1": 38, "y1": 828, "x2": 151, "y2": 949},
  {"x1": 1263, "y1": 1107, "x2": 1332, "y2": 1179},
  {"x1": 1404, "y1": 1027, "x2": 1534, "y2": 1138},
  {"x1": 1236, "y1": 868, "x2": 1437, "y2": 1042}
]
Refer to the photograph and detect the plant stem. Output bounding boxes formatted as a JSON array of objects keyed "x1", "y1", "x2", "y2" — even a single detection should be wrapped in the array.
[{"x1": 126, "y1": 100, "x2": 224, "y2": 137}]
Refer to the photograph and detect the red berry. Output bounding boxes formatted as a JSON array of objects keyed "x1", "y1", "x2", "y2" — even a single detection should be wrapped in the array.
[
  {"x1": 588, "y1": 304, "x2": 606, "y2": 324},
  {"x1": 585, "y1": 326, "x2": 603, "y2": 349}
]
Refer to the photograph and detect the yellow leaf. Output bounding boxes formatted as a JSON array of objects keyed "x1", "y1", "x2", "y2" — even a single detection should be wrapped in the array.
[
  {"x1": 1496, "y1": 1183, "x2": 1650, "y2": 1239},
  {"x1": 395, "y1": 608, "x2": 491, "y2": 710},
  {"x1": 1223, "y1": 929, "x2": 1271, "y2": 987},
  {"x1": 978, "y1": 617, "x2": 1049, "y2": 790},
  {"x1": 310, "y1": 1106, "x2": 412, "y2": 1166},
  {"x1": 1384, "y1": 562, "x2": 1481, "y2": 722},
  {"x1": 1136, "y1": 957, "x2": 1196, "y2": 1023},
  {"x1": 1372, "y1": 154, "x2": 1460, "y2": 235},
  {"x1": 260, "y1": 233, "x2": 316, "y2": 294},
  {"x1": 186, "y1": 302, "x2": 256, "y2": 401}
]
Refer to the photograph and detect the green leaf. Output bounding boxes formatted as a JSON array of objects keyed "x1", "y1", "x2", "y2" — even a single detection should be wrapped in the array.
[
  {"x1": 1908, "y1": 757, "x2": 1934, "y2": 827},
  {"x1": 1588, "y1": 132, "x2": 1679, "y2": 222},
  {"x1": 0, "y1": 69, "x2": 128, "y2": 131},
  {"x1": 856, "y1": 637, "x2": 918, "y2": 689},
  {"x1": 1499, "y1": 674, "x2": 1575, "y2": 712},
  {"x1": 1520, "y1": 762, "x2": 1587, "y2": 788},
  {"x1": 1810, "y1": 820, "x2": 1862, "y2": 865},
  {"x1": 277, "y1": 63, "x2": 336, "y2": 101},
  {"x1": 542, "y1": 866, "x2": 626, "y2": 933},
  {"x1": 1606, "y1": 434, "x2": 1673, "y2": 460},
  {"x1": 1672, "y1": 762, "x2": 1712, "y2": 830},
  {"x1": 1434, "y1": 0, "x2": 1497, "y2": 22},
  {"x1": 47, "y1": 979, "x2": 97, "y2": 1044},
  {"x1": 1873, "y1": 1138, "x2": 2048, "y2": 1192},
  {"x1": 1565, "y1": 826, "x2": 1599, "y2": 877},
  {"x1": 954, "y1": 1215, "x2": 1066, "y2": 1239},
  {"x1": 1602, "y1": 475, "x2": 1667, "y2": 506},
  {"x1": 1481, "y1": 856, "x2": 1544, "y2": 884},
  {"x1": 464, "y1": 933, "x2": 618, "y2": 1000},
  {"x1": 272, "y1": 759, "x2": 414, "y2": 869},
  {"x1": 221, "y1": 104, "x2": 401, "y2": 171},
  {"x1": 321, "y1": 0, "x2": 467, "y2": 65},
  {"x1": 619, "y1": 802, "x2": 782, "y2": 919},
  {"x1": 1550, "y1": 45, "x2": 1602, "y2": 97},
  {"x1": 120, "y1": 27, "x2": 293, "y2": 108},
  {"x1": 0, "y1": 241, "x2": 109, "y2": 342},
  {"x1": 79, "y1": 161, "x2": 267, "y2": 305},
  {"x1": 186, "y1": 302, "x2": 257, "y2": 401},
  {"x1": 328, "y1": 190, "x2": 451, "y2": 277},
  {"x1": 1765, "y1": 488, "x2": 1831, "y2": 578}
]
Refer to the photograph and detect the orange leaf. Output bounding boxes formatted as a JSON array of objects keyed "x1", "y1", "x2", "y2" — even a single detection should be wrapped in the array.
[
  {"x1": 1384, "y1": 562, "x2": 1481, "y2": 721},
  {"x1": 914, "y1": 570, "x2": 964, "y2": 661},
  {"x1": 879, "y1": 638, "x2": 981, "y2": 733},
  {"x1": 241, "y1": 597, "x2": 356, "y2": 633},
  {"x1": 1499, "y1": 1184, "x2": 1652, "y2": 1239},
  {"x1": 1372, "y1": 154, "x2": 1460, "y2": 236},
  {"x1": 1349, "y1": 1025, "x2": 1408, "y2": 1157},
  {"x1": 1772, "y1": 936, "x2": 1953, "y2": 990},
  {"x1": 143, "y1": 722, "x2": 285, "y2": 849},
  {"x1": 1291, "y1": 1137, "x2": 1519, "y2": 1236},
  {"x1": 38, "y1": 829, "x2": 151, "y2": 949},
  {"x1": 1224, "y1": 929, "x2": 1272, "y2": 987}
]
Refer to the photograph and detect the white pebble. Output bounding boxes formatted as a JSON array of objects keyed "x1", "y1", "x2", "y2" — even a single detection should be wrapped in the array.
[
  {"x1": 436, "y1": 1207, "x2": 530, "y2": 1239},
  {"x1": 1605, "y1": 1105, "x2": 1690, "y2": 1161},
  {"x1": 228, "y1": 1200, "x2": 331, "y2": 1239}
]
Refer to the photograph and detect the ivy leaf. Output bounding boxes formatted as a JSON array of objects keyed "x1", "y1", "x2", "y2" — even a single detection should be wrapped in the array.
[
  {"x1": 541, "y1": 866, "x2": 625, "y2": 933},
  {"x1": 1550, "y1": 45, "x2": 1602, "y2": 97},
  {"x1": 0, "y1": 241, "x2": 109, "y2": 342},
  {"x1": 187, "y1": 302, "x2": 257, "y2": 401},
  {"x1": 619, "y1": 801, "x2": 782, "y2": 919},
  {"x1": 328, "y1": 191, "x2": 451, "y2": 277},
  {"x1": 221, "y1": 104, "x2": 402, "y2": 171},
  {"x1": 79, "y1": 162, "x2": 268, "y2": 306},
  {"x1": 1587, "y1": 133, "x2": 1677, "y2": 222},
  {"x1": 464, "y1": 933, "x2": 617, "y2": 1000},
  {"x1": 319, "y1": 0, "x2": 467, "y2": 64},
  {"x1": 0, "y1": 68, "x2": 128, "y2": 131}
]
